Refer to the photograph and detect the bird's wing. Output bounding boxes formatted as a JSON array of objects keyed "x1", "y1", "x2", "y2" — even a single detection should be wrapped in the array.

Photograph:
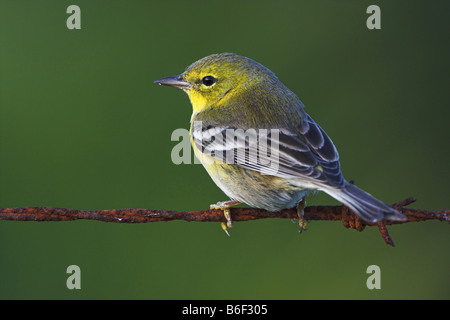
[{"x1": 192, "y1": 114, "x2": 345, "y2": 188}]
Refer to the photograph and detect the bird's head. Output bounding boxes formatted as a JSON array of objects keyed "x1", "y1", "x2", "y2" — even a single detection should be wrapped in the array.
[{"x1": 154, "y1": 53, "x2": 278, "y2": 114}]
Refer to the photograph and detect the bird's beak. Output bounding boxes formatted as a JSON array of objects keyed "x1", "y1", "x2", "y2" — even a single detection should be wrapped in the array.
[{"x1": 154, "y1": 75, "x2": 192, "y2": 89}]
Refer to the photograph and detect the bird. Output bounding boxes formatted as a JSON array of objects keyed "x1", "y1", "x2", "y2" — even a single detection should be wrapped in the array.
[{"x1": 155, "y1": 53, "x2": 406, "y2": 235}]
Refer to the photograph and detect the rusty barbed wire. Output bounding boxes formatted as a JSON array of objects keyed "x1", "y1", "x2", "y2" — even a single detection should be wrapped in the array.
[{"x1": 0, "y1": 197, "x2": 448, "y2": 246}]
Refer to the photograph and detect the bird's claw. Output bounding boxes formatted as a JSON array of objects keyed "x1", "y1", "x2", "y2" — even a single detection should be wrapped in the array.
[
  {"x1": 297, "y1": 199, "x2": 308, "y2": 233},
  {"x1": 210, "y1": 200, "x2": 240, "y2": 236}
]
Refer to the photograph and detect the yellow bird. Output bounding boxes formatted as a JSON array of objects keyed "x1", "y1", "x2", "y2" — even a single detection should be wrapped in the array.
[{"x1": 155, "y1": 53, "x2": 406, "y2": 235}]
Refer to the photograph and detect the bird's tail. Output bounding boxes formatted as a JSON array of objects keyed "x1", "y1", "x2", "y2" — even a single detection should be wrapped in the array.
[{"x1": 323, "y1": 182, "x2": 407, "y2": 223}]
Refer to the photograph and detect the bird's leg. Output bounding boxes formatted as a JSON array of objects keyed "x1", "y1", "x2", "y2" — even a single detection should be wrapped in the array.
[
  {"x1": 210, "y1": 200, "x2": 240, "y2": 236},
  {"x1": 297, "y1": 199, "x2": 307, "y2": 233}
]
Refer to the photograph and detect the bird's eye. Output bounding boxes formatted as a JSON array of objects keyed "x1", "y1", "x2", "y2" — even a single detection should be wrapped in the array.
[{"x1": 202, "y1": 76, "x2": 216, "y2": 86}]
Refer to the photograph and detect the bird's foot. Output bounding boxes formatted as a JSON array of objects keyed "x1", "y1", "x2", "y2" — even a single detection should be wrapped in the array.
[
  {"x1": 297, "y1": 199, "x2": 307, "y2": 233},
  {"x1": 210, "y1": 200, "x2": 240, "y2": 237}
]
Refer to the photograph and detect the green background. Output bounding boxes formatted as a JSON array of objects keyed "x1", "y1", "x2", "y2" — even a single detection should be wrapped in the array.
[{"x1": 0, "y1": 1, "x2": 448, "y2": 299}]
